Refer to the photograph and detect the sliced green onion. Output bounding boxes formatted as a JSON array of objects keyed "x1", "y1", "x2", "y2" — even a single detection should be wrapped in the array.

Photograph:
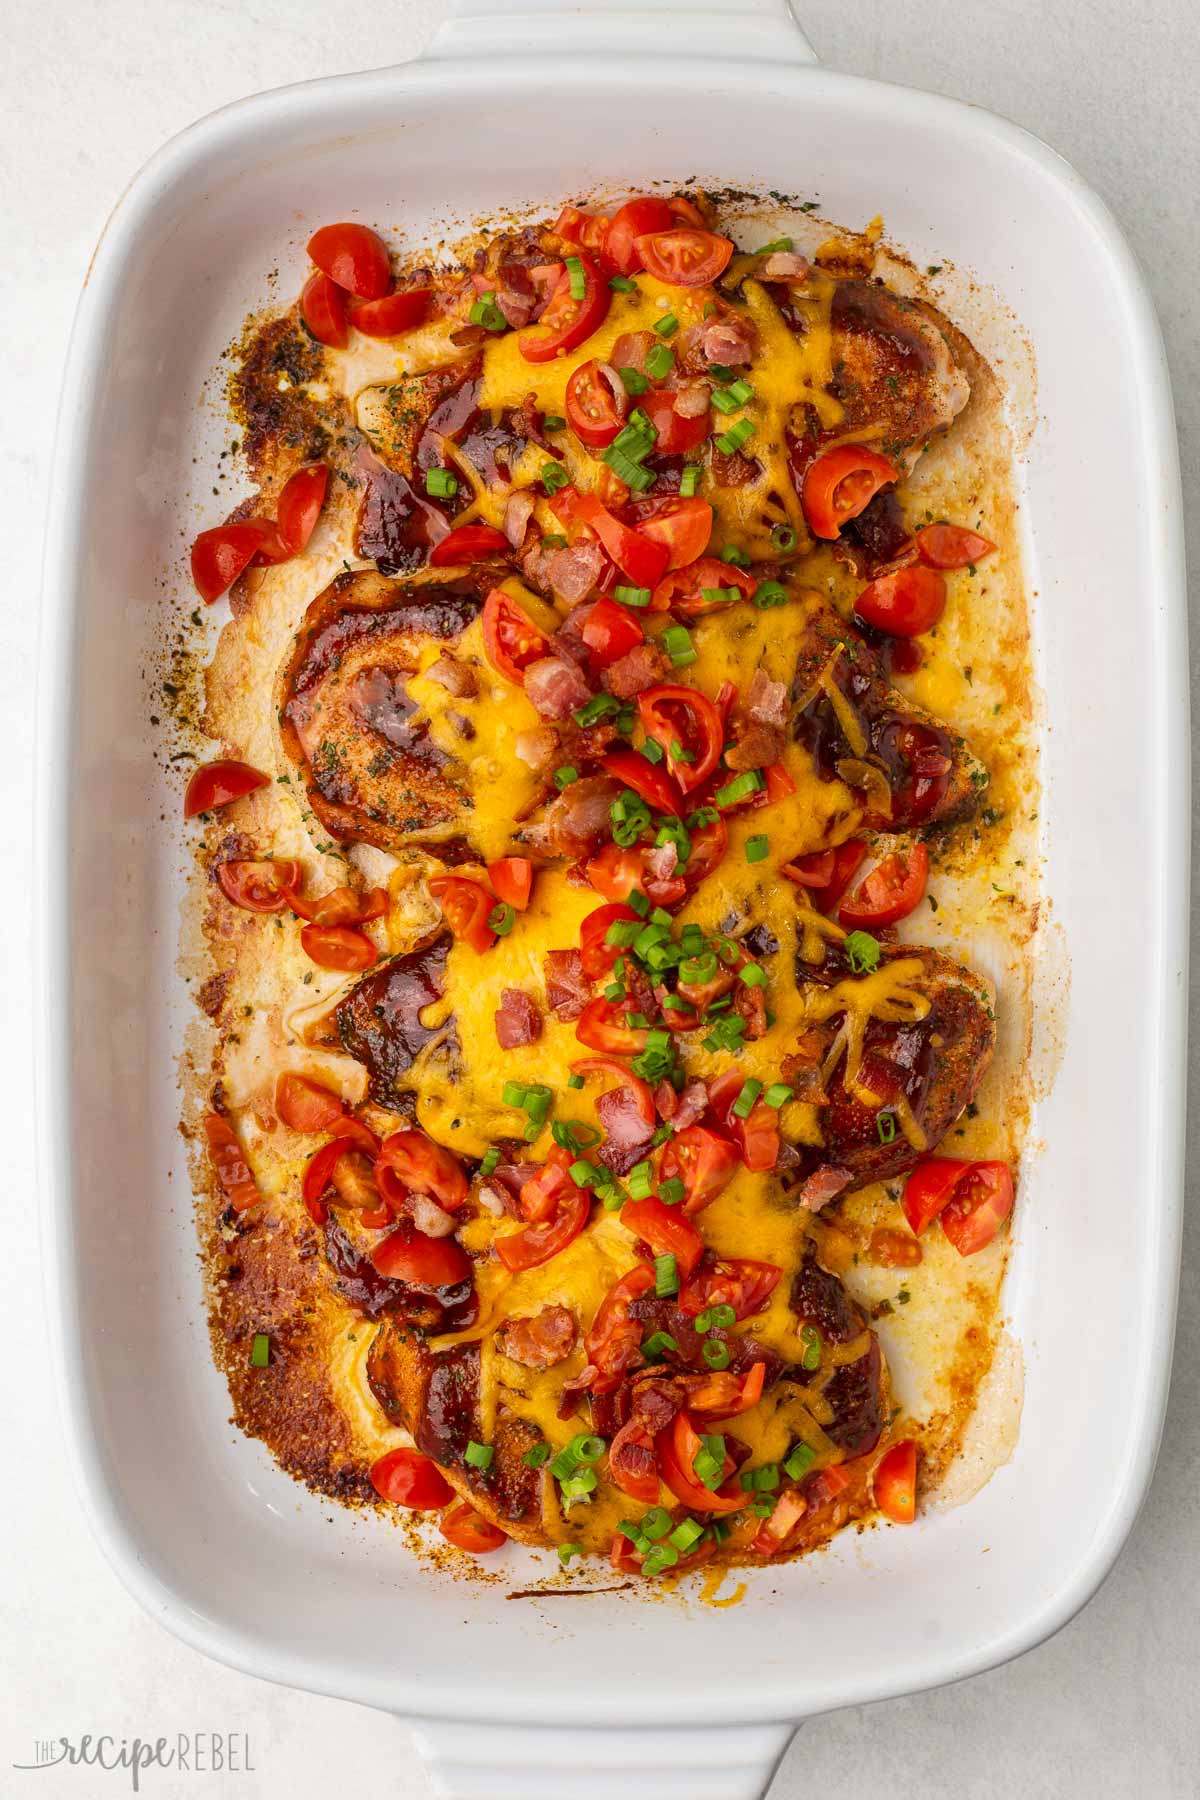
[
  {"x1": 465, "y1": 1440, "x2": 494, "y2": 1470},
  {"x1": 565, "y1": 255, "x2": 586, "y2": 300},
  {"x1": 552, "y1": 1119, "x2": 600, "y2": 1155},
  {"x1": 764, "y1": 1082, "x2": 794, "y2": 1109},
  {"x1": 654, "y1": 313, "x2": 679, "y2": 337},
  {"x1": 670, "y1": 1518, "x2": 705, "y2": 1551},
  {"x1": 605, "y1": 919, "x2": 642, "y2": 949},
  {"x1": 732, "y1": 1078, "x2": 763, "y2": 1119},
  {"x1": 614, "y1": 583, "x2": 652, "y2": 608},
  {"x1": 468, "y1": 292, "x2": 506, "y2": 331},
  {"x1": 542, "y1": 461, "x2": 570, "y2": 495},
  {"x1": 628, "y1": 888, "x2": 651, "y2": 917},
  {"x1": 522, "y1": 1441, "x2": 551, "y2": 1469},
  {"x1": 750, "y1": 1497, "x2": 776, "y2": 1518},
  {"x1": 250, "y1": 1333, "x2": 270, "y2": 1368},
  {"x1": 601, "y1": 447, "x2": 655, "y2": 490},
  {"x1": 700, "y1": 585, "x2": 741, "y2": 608},
  {"x1": 800, "y1": 1325, "x2": 823, "y2": 1372},
  {"x1": 559, "y1": 1469, "x2": 598, "y2": 1504},
  {"x1": 654, "y1": 1253, "x2": 679, "y2": 1298},
  {"x1": 716, "y1": 418, "x2": 756, "y2": 455},
  {"x1": 642, "y1": 1543, "x2": 679, "y2": 1576},
  {"x1": 771, "y1": 523, "x2": 798, "y2": 551},
  {"x1": 619, "y1": 366, "x2": 649, "y2": 395},
  {"x1": 574, "y1": 693, "x2": 621, "y2": 727},
  {"x1": 567, "y1": 1072, "x2": 584, "y2": 1090},
  {"x1": 707, "y1": 362, "x2": 734, "y2": 381},
  {"x1": 641, "y1": 1506, "x2": 673, "y2": 1542},
  {"x1": 661, "y1": 624, "x2": 696, "y2": 668},
  {"x1": 570, "y1": 1158, "x2": 604, "y2": 1189},
  {"x1": 844, "y1": 929, "x2": 882, "y2": 974},
  {"x1": 646, "y1": 342, "x2": 676, "y2": 380},
  {"x1": 745, "y1": 835, "x2": 770, "y2": 864},
  {"x1": 502, "y1": 1080, "x2": 528, "y2": 1108},
  {"x1": 641, "y1": 1330, "x2": 680, "y2": 1359},
  {"x1": 658, "y1": 1176, "x2": 685, "y2": 1206},
  {"x1": 721, "y1": 544, "x2": 751, "y2": 567},
  {"x1": 425, "y1": 466, "x2": 458, "y2": 499},
  {"x1": 479, "y1": 1147, "x2": 501, "y2": 1178},
  {"x1": 713, "y1": 769, "x2": 764, "y2": 808},
  {"x1": 702, "y1": 1013, "x2": 747, "y2": 1054},
  {"x1": 488, "y1": 901, "x2": 516, "y2": 935},
  {"x1": 754, "y1": 579, "x2": 789, "y2": 609},
  {"x1": 783, "y1": 1443, "x2": 816, "y2": 1481},
  {"x1": 553, "y1": 764, "x2": 578, "y2": 789},
  {"x1": 610, "y1": 273, "x2": 637, "y2": 292},
  {"x1": 628, "y1": 1159, "x2": 654, "y2": 1200},
  {"x1": 641, "y1": 736, "x2": 665, "y2": 763},
  {"x1": 757, "y1": 235, "x2": 793, "y2": 254},
  {"x1": 558, "y1": 1541, "x2": 583, "y2": 1566},
  {"x1": 702, "y1": 1338, "x2": 731, "y2": 1370},
  {"x1": 738, "y1": 963, "x2": 767, "y2": 988},
  {"x1": 599, "y1": 1182, "x2": 627, "y2": 1211},
  {"x1": 877, "y1": 1111, "x2": 898, "y2": 1145},
  {"x1": 711, "y1": 387, "x2": 742, "y2": 416},
  {"x1": 693, "y1": 1433, "x2": 727, "y2": 1490},
  {"x1": 541, "y1": 534, "x2": 569, "y2": 551},
  {"x1": 679, "y1": 465, "x2": 700, "y2": 498},
  {"x1": 568, "y1": 1433, "x2": 606, "y2": 1464},
  {"x1": 726, "y1": 378, "x2": 755, "y2": 405}
]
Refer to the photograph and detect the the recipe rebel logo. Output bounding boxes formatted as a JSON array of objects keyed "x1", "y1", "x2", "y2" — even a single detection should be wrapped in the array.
[{"x1": 12, "y1": 1733, "x2": 256, "y2": 1790}]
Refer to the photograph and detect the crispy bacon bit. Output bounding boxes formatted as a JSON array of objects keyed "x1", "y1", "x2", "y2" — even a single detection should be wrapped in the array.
[
  {"x1": 747, "y1": 668, "x2": 787, "y2": 725},
  {"x1": 681, "y1": 310, "x2": 757, "y2": 374},
  {"x1": 601, "y1": 641, "x2": 669, "y2": 699},
  {"x1": 497, "y1": 1304, "x2": 577, "y2": 1369},
  {"x1": 596, "y1": 1086, "x2": 656, "y2": 1154},
  {"x1": 547, "y1": 537, "x2": 607, "y2": 603},
  {"x1": 558, "y1": 1363, "x2": 601, "y2": 1419},
  {"x1": 544, "y1": 949, "x2": 589, "y2": 1021},
  {"x1": 796, "y1": 1164, "x2": 853, "y2": 1212},
  {"x1": 644, "y1": 840, "x2": 679, "y2": 882},
  {"x1": 710, "y1": 444, "x2": 760, "y2": 487},
  {"x1": 542, "y1": 775, "x2": 621, "y2": 858},
  {"x1": 733, "y1": 979, "x2": 768, "y2": 1039},
  {"x1": 630, "y1": 1377, "x2": 684, "y2": 1433},
  {"x1": 523, "y1": 655, "x2": 593, "y2": 720},
  {"x1": 495, "y1": 988, "x2": 543, "y2": 1048},
  {"x1": 504, "y1": 489, "x2": 537, "y2": 548},
  {"x1": 672, "y1": 379, "x2": 712, "y2": 418},
  {"x1": 725, "y1": 720, "x2": 786, "y2": 771},
  {"x1": 654, "y1": 1079, "x2": 678, "y2": 1120},
  {"x1": 673, "y1": 1081, "x2": 710, "y2": 1132},
  {"x1": 761, "y1": 251, "x2": 810, "y2": 282},
  {"x1": 425, "y1": 653, "x2": 478, "y2": 698},
  {"x1": 493, "y1": 263, "x2": 536, "y2": 328},
  {"x1": 515, "y1": 725, "x2": 560, "y2": 771},
  {"x1": 610, "y1": 330, "x2": 655, "y2": 375}
]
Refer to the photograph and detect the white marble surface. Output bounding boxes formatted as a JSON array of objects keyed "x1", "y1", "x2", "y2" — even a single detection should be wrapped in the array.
[{"x1": 3, "y1": 1, "x2": 1197, "y2": 1795}]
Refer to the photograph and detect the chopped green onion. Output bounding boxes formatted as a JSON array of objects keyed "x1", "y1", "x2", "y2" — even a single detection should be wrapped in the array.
[
  {"x1": 618, "y1": 366, "x2": 649, "y2": 395},
  {"x1": 540, "y1": 534, "x2": 569, "y2": 552},
  {"x1": 425, "y1": 466, "x2": 458, "y2": 499},
  {"x1": 844, "y1": 929, "x2": 882, "y2": 973},
  {"x1": 658, "y1": 1176, "x2": 686, "y2": 1206},
  {"x1": 542, "y1": 414, "x2": 566, "y2": 431},
  {"x1": 654, "y1": 313, "x2": 679, "y2": 337},
  {"x1": 678, "y1": 950, "x2": 717, "y2": 985},
  {"x1": 641, "y1": 1506, "x2": 673, "y2": 1542},
  {"x1": 645, "y1": 342, "x2": 675, "y2": 380},
  {"x1": 628, "y1": 1159, "x2": 654, "y2": 1200},
  {"x1": 800, "y1": 1325, "x2": 822, "y2": 1372},
  {"x1": 641, "y1": 1330, "x2": 680, "y2": 1359},
  {"x1": 700, "y1": 585, "x2": 741, "y2": 608},
  {"x1": 465, "y1": 1440, "x2": 494, "y2": 1470},
  {"x1": 783, "y1": 1443, "x2": 816, "y2": 1480},
  {"x1": 661, "y1": 624, "x2": 696, "y2": 668},
  {"x1": 250, "y1": 1333, "x2": 270, "y2": 1368},
  {"x1": 754, "y1": 580, "x2": 789, "y2": 609},
  {"x1": 707, "y1": 363, "x2": 734, "y2": 381},
  {"x1": 617, "y1": 1518, "x2": 650, "y2": 1553},
  {"x1": 696, "y1": 1302, "x2": 736, "y2": 1332},
  {"x1": 713, "y1": 769, "x2": 764, "y2": 808},
  {"x1": 642, "y1": 1543, "x2": 679, "y2": 1576},
  {"x1": 701, "y1": 1013, "x2": 747, "y2": 1054},
  {"x1": 726, "y1": 378, "x2": 755, "y2": 405},
  {"x1": 554, "y1": 764, "x2": 578, "y2": 789},
  {"x1": 745, "y1": 835, "x2": 770, "y2": 864},
  {"x1": 570, "y1": 1158, "x2": 604, "y2": 1189},
  {"x1": 716, "y1": 418, "x2": 756, "y2": 455},
  {"x1": 757, "y1": 235, "x2": 793, "y2": 254},
  {"x1": 479, "y1": 1147, "x2": 501, "y2": 1178},
  {"x1": 567, "y1": 1072, "x2": 584, "y2": 1090},
  {"x1": 522, "y1": 1442, "x2": 551, "y2": 1469},
  {"x1": 738, "y1": 963, "x2": 767, "y2": 988},
  {"x1": 702, "y1": 1338, "x2": 731, "y2": 1370},
  {"x1": 710, "y1": 387, "x2": 741, "y2": 416},
  {"x1": 771, "y1": 523, "x2": 798, "y2": 551},
  {"x1": 610, "y1": 273, "x2": 637, "y2": 292},
  {"x1": 542, "y1": 461, "x2": 570, "y2": 495},
  {"x1": 565, "y1": 255, "x2": 586, "y2": 301},
  {"x1": 601, "y1": 446, "x2": 655, "y2": 491},
  {"x1": 654, "y1": 1253, "x2": 679, "y2": 1298},
  {"x1": 552, "y1": 1119, "x2": 601, "y2": 1154},
  {"x1": 693, "y1": 1433, "x2": 727, "y2": 1490},
  {"x1": 721, "y1": 544, "x2": 750, "y2": 567},
  {"x1": 732, "y1": 1078, "x2": 763, "y2": 1119},
  {"x1": 679, "y1": 465, "x2": 700, "y2": 498},
  {"x1": 614, "y1": 583, "x2": 652, "y2": 608},
  {"x1": 764, "y1": 1082, "x2": 794, "y2": 1109},
  {"x1": 558, "y1": 1541, "x2": 583, "y2": 1566},
  {"x1": 488, "y1": 901, "x2": 516, "y2": 935},
  {"x1": 671, "y1": 1518, "x2": 705, "y2": 1551},
  {"x1": 568, "y1": 1433, "x2": 606, "y2": 1464},
  {"x1": 750, "y1": 1498, "x2": 776, "y2": 1518},
  {"x1": 628, "y1": 888, "x2": 651, "y2": 917},
  {"x1": 574, "y1": 693, "x2": 621, "y2": 727},
  {"x1": 559, "y1": 1469, "x2": 598, "y2": 1504},
  {"x1": 641, "y1": 736, "x2": 665, "y2": 763},
  {"x1": 877, "y1": 1111, "x2": 898, "y2": 1145},
  {"x1": 599, "y1": 1182, "x2": 628, "y2": 1211},
  {"x1": 605, "y1": 919, "x2": 642, "y2": 949},
  {"x1": 468, "y1": 293, "x2": 507, "y2": 331},
  {"x1": 502, "y1": 1080, "x2": 528, "y2": 1108}
]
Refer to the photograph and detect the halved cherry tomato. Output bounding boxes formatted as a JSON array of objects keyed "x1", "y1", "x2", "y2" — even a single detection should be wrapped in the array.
[
  {"x1": 586, "y1": 1264, "x2": 656, "y2": 1384},
  {"x1": 683, "y1": 1359, "x2": 766, "y2": 1421},
  {"x1": 284, "y1": 881, "x2": 388, "y2": 927},
  {"x1": 781, "y1": 839, "x2": 867, "y2": 913},
  {"x1": 579, "y1": 903, "x2": 641, "y2": 979},
  {"x1": 299, "y1": 271, "x2": 350, "y2": 349},
  {"x1": 518, "y1": 1148, "x2": 573, "y2": 1224},
  {"x1": 216, "y1": 857, "x2": 302, "y2": 913},
  {"x1": 638, "y1": 498, "x2": 713, "y2": 571},
  {"x1": 275, "y1": 1071, "x2": 344, "y2": 1135},
  {"x1": 678, "y1": 1257, "x2": 781, "y2": 1321},
  {"x1": 301, "y1": 1123, "x2": 380, "y2": 1213},
  {"x1": 496, "y1": 1185, "x2": 590, "y2": 1273},
  {"x1": 377, "y1": 1129, "x2": 468, "y2": 1209},
  {"x1": 657, "y1": 1413, "x2": 748, "y2": 1514},
  {"x1": 350, "y1": 287, "x2": 431, "y2": 337},
  {"x1": 583, "y1": 596, "x2": 645, "y2": 670},
  {"x1": 637, "y1": 684, "x2": 723, "y2": 794},
  {"x1": 901, "y1": 1156, "x2": 971, "y2": 1234},
  {"x1": 299, "y1": 923, "x2": 377, "y2": 971},
  {"x1": 568, "y1": 490, "x2": 669, "y2": 588},
  {"x1": 940, "y1": 1161, "x2": 1014, "y2": 1257},
  {"x1": 191, "y1": 520, "x2": 274, "y2": 603},
  {"x1": 621, "y1": 1196, "x2": 703, "y2": 1278},
  {"x1": 203, "y1": 1113, "x2": 261, "y2": 1212},
  {"x1": 429, "y1": 524, "x2": 510, "y2": 568},
  {"x1": 554, "y1": 204, "x2": 611, "y2": 260},
  {"x1": 307, "y1": 222, "x2": 392, "y2": 299},
  {"x1": 600, "y1": 748, "x2": 684, "y2": 815},
  {"x1": 428, "y1": 874, "x2": 496, "y2": 954},
  {"x1": 520, "y1": 254, "x2": 610, "y2": 363},
  {"x1": 839, "y1": 843, "x2": 929, "y2": 928},
  {"x1": 855, "y1": 566, "x2": 946, "y2": 637},
  {"x1": 370, "y1": 1446, "x2": 454, "y2": 1510},
  {"x1": 641, "y1": 388, "x2": 712, "y2": 456},
  {"x1": 487, "y1": 856, "x2": 534, "y2": 911},
  {"x1": 184, "y1": 759, "x2": 269, "y2": 819},
  {"x1": 481, "y1": 587, "x2": 552, "y2": 684},
  {"x1": 708, "y1": 1068, "x2": 779, "y2": 1175},
  {"x1": 915, "y1": 524, "x2": 996, "y2": 570},
  {"x1": 684, "y1": 815, "x2": 728, "y2": 886},
  {"x1": 574, "y1": 997, "x2": 649, "y2": 1056},
  {"x1": 607, "y1": 1417, "x2": 660, "y2": 1503},
  {"x1": 658, "y1": 1124, "x2": 741, "y2": 1215},
  {"x1": 372, "y1": 1223, "x2": 471, "y2": 1288},
  {"x1": 666, "y1": 196, "x2": 708, "y2": 228},
  {"x1": 605, "y1": 197, "x2": 676, "y2": 274},
  {"x1": 252, "y1": 462, "x2": 330, "y2": 565},
  {"x1": 440, "y1": 1497, "x2": 508, "y2": 1554},
  {"x1": 634, "y1": 229, "x2": 734, "y2": 287},
  {"x1": 651, "y1": 556, "x2": 756, "y2": 616},
  {"x1": 566, "y1": 358, "x2": 627, "y2": 448},
  {"x1": 802, "y1": 445, "x2": 898, "y2": 539},
  {"x1": 570, "y1": 1057, "x2": 657, "y2": 1135},
  {"x1": 874, "y1": 1439, "x2": 917, "y2": 1523},
  {"x1": 584, "y1": 843, "x2": 687, "y2": 909}
]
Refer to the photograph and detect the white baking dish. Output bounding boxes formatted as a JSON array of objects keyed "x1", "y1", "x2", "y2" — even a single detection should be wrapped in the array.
[{"x1": 37, "y1": 3, "x2": 1188, "y2": 1796}]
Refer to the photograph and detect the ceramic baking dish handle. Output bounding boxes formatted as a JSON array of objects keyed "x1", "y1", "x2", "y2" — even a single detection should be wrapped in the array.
[
  {"x1": 427, "y1": 0, "x2": 817, "y2": 64},
  {"x1": 408, "y1": 1716, "x2": 797, "y2": 1799}
]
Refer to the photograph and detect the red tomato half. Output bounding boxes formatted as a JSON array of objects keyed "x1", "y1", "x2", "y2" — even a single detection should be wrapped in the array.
[
  {"x1": 184, "y1": 759, "x2": 269, "y2": 819},
  {"x1": 902, "y1": 1157, "x2": 970, "y2": 1236},
  {"x1": 520, "y1": 254, "x2": 611, "y2": 363},
  {"x1": 855, "y1": 566, "x2": 947, "y2": 636},
  {"x1": 657, "y1": 1413, "x2": 748, "y2": 1514},
  {"x1": 586, "y1": 1264, "x2": 657, "y2": 1385},
  {"x1": 496, "y1": 1185, "x2": 590, "y2": 1273},
  {"x1": 638, "y1": 498, "x2": 713, "y2": 571},
  {"x1": 600, "y1": 748, "x2": 684, "y2": 815},
  {"x1": 605, "y1": 197, "x2": 676, "y2": 274},
  {"x1": 554, "y1": 205, "x2": 611, "y2": 260},
  {"x1": 487, "y1": 856, "x2": 534, "y2": 911},
  {"x1": 622, "y1": 1196, "x2": 704, "y2": 1278},
  {"x1": 641, "y1": 388, "x2": 712, "y2": 455},
  {"x1": 651, "y1": 557, "x2": 756, "y2": 617},
  {"x1": 216, "y1": 857, "x2": 301, "y2": 913},
  {"x1": 658, "y1": 1125, "x2": 741, "y2": 1215},
  {"x1": 634, "y1": 229, "x2": 734, "y2": 286},
  {"x1": 579, "y1": 903, "x2": 641, "y2": 979},
  {"x1": 203, "y1": 1113, "x2": 261, "y2": 1212},
  {"x1": 637, "y1": 683, "x2": 723, "y2": 794},
  {"x1": 428, "y1": 874, "x2": 496, "y2": 954},
  {"x1": 300, "y1": 271, "x2": 350, "y2": 349},
  {"x1": 941, "y1": 1162, "x2": 1014, "y2": 1257},
  {"x1": 584, "y1": 843, "x2": 687, "y2": 909},
  {"x1": 683, "y1": 1360, "x2": 766, "y2": 1421},
  {"x1": 350, "y1": 287, "x2": 431, "y2": 336},
  {"x1": 275, "y1": 1071, "x2": 344, "y2": 1134},
  {"x1": 429, "y1": 524, "x2": 510, "y2": 567},
  {"x1": 915, "y1": 524, "x2": 996, "y2": 570},
  {"x1": 482, "y1": 587, "x2": 552, "y2": 684},
  {"x1": 874, "y1": 1439, "x2": 918, "y2": 1523},
  {"x1": 299, "y1": 922, "x2": 378, "y2": 972},
  {"x1": 191, "y1": 520, "x2": 274, "y2": 603},
  {"x1": 678, "y1": 1257, "x2": 781, "y2": 1321},
  {"x1": 568, "y1": 490, "x2": 669, "y2": 588},
  {"x1": 566, "y1": 359, "x2": 627, "y2": 448},
  {"x1": 708, "y1": 1068, "x2": 779, "y2": 1176},
  {"x1": 307, "y1": 222, "x2": 392, "y2": 299},
  {"x1": 377, "y1": 1130, "x2": 468, "y2": 1209},
  {"x1": 583, "y1": 596, "x2": 645, "y2": 670},
  {"x1": 574, "y1": 997, "x2": 649, "y2": 1056},
  {"x1": 802, "y1": 445, "x2": 897, "y2": 539},
  {"x1": 370, "y1": 1446, "x2": 453, "y2": 1510},
  {"x1": 607, "y1": 1418, "x2": 660, "y2": 1503},
  {"x1": 440, "y1": 1497, "x2": 507, "y2": 1554},
  {"x1": 372, "y1": 1224, "x2": 471, "y2": 1288},
  {"x1": 255, "y1": 463, "x2": 330, "y2": 564},
  {"x1": 839, "y1": 843, "x2": 929, "y2": 928},
  {"x1": 684, "y1": 815, "x2": 728, "y2": 887},
  {"x1": 782, "y1": 840, "x2": 867, "y2": 913}
]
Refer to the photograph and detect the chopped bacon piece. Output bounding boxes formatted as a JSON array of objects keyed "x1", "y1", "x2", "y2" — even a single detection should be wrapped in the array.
[
  {"x1": 497, "y1": 1304, "x2": 577, "y2": 1369},
  {"x1": 504, "y1": 489, "x2": 537, "y2": 547},
  {"x1": 425, "y1": 654, "x2": 478, "y2": 698},
  {"x1": 495, "y1": 988, "x2": 543, "y2": 1048},
  {"x1": 601, "y1": 641, "x2": 669, "y2": 698},
  {"x1": 672, "y1": 379, "x2": 712, "y2": 418},
  {"x1": 724, "y1": 720, "x2": 786, "y2": 771},
  {"x1": 542, "y1": 775, "x2": 622, "y2": 857},
  {"x1": 672, "y1": 1081, "x2": 710, "y2": 1133},
  {"x1": 761, "y1": 251, "x2": 810, "y2": 282},
  {"x1": 523, "y1": 655, "x2": 593, "y2": 720},
  {"x1": 643, "y1": 840, "x2": 679, "y2": 883},
  {"x1": 796, "y1": 1164, "x2": 853, "y2": 1212},
  {"x1": 747, "y1": 668, "x2": 787, "y2": 725},
  {"x1": 733, "y1": 980, "x2": 768, "y2": 1040},
  {"x1": 547, "y1": 537, "x2": 606, "y2": 603},
  {"x1": 609, "y1": 330, "x2": 655, "y2": 375},
  {"x1": 544, "y1": 949, "x2": 589, "y2": 1021}
]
